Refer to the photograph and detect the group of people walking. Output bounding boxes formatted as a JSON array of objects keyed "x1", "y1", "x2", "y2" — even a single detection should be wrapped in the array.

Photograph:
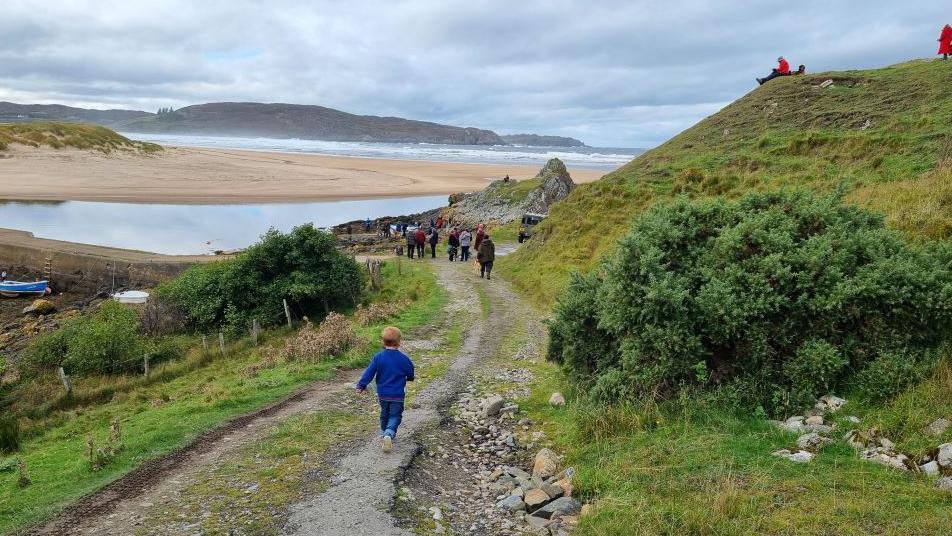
[{"x1": 403, "y1": 222, "x2": 496, "y2": 279}]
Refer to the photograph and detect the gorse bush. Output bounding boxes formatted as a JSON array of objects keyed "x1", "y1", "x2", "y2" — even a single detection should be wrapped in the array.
[
  {"x1": 156, "y1": 225, "x2": 363, "y2": 333},
  {"x1": 27, "y1": 301, "x2": 145, "y2": 376},
  {"x1": 548, "y1": 191, "x2": 952, "y2": 414}
]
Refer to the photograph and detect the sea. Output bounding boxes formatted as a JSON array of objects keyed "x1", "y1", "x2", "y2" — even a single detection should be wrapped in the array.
[
  {"x1": 2, "y1": 135, "x2": 642, "y2": 255},
  {"x1": 120, "y1": 133, "x2": 642, "y2": 171}
]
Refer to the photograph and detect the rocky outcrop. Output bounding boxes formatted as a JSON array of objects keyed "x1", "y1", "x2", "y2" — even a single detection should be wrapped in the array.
[{"x1": 446, "y1": 158, "x2": 576, "y2": 227}]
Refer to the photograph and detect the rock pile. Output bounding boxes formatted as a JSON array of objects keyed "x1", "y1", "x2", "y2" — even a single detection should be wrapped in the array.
[
  {"x1": 770, "y1": 395, "x2": 952, "y2": 492},
  {"x1": 402, "y1": 388, "x2": 590, "y2": 535},
  {"x1": 491, "y1": 451, "x2": 584, "y2": 535}
]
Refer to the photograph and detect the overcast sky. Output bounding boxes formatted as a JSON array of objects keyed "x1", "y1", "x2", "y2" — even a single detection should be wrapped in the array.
[{"x1": 0, "y1": 1, "x2": 947, "y2": 147}]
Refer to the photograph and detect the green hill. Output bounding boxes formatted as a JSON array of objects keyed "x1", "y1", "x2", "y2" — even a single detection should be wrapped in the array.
[
  {"x1": 0, "y1": 122, "x2": 162, "y2": 153},
  {"x1": 499, "y1": 60, "x2": 952, "y2": 305}
]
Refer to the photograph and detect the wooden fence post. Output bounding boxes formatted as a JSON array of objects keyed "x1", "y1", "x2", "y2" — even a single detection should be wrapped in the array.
[
  {"x1": 283, "y1": 299, "x2": 292, "y2": 328},
  {"x1": 143, "y1": 354, "x2": 151, "y2": 378},
  {"x1": 202, "y1": 335, "x2": 209, "y2": 353},
  {"x1": 251, "y1": 319, "x2": 259, "y2": 346},
  {"x1": 57, "y1": 367, "x2": 72, "y2": 395},
  {"x1": 218, "y1": 332, "x2": 226, "y2": 357}
]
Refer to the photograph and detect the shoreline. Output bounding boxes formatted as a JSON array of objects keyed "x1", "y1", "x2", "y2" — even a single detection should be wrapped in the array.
[{"x1": 0, "y1": 145, "x2": 606, "y2": 204}]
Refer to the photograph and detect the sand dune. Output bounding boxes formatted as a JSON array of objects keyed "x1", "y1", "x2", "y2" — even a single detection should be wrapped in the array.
[{"x1": 0, "y1": 145, "x2": 605, "y2": 204}]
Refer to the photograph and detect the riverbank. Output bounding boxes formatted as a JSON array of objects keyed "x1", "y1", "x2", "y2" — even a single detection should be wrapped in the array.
[{"x1": 0, "y1": 145, "x2": 604, "y2": 204}]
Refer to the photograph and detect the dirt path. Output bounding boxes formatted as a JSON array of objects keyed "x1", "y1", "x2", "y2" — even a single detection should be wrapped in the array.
[
  {"x1": 281, "y1": 260, "x2": 520, "y2": 535},
  {"x1": 23, "y1": 257, "x2": 534, "y2": 535},
  {"x1": 24, "y1": 371, "x2": 362, "y2": 536}
]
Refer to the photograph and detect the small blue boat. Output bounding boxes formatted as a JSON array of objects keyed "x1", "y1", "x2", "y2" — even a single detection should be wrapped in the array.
[{"x1": 0, "y1": 280, "x2": 50, "y2": 297}]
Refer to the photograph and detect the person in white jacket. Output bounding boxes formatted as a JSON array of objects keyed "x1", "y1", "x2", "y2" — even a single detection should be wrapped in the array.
[{"x1": 459, "y1": 229, "x2": 473, "y2": 262}]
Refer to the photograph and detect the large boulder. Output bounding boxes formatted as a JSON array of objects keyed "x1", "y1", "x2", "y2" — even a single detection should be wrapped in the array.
[
  {"x1": 445, "y1": 158, "x2": 576, "y2": 226},
  {"x1": 523, "y1": 158, "x2": 575, "y2": 215},
  {"x1": 532, "y1": 448, "x2": 560, "y2": 478}
]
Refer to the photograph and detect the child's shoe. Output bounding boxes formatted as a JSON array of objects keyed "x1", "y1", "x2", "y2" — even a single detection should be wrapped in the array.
[{"x1": 382, "y1": 435, "x2": 393, "y2": 453}]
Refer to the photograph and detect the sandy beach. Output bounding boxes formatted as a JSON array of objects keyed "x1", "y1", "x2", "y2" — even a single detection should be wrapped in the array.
[{"x1": 0, "y1": 145, "x2": 605, "y2": 204}]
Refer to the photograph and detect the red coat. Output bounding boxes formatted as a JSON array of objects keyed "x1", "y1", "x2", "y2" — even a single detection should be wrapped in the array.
[
  {"x1": 777, "y1": 58, "x2": 790, "y2": 74},
  {"x1": 415, "y1": 229, "x2": 426, "y2": 245},
  {"x1": 939, "y1": 25, "x2": 952, "y2": 55}
]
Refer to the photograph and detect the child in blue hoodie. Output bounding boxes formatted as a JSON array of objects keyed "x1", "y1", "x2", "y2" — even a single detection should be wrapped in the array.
[{"x1": 356, "y1": 326, "x2": 415, "y2": 453}]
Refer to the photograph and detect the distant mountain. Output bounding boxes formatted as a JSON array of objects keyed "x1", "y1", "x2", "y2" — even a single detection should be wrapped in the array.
[
  {"x1": 118, "y1": 102, "x2": 505, "y2": 145},
  {"x1": 0, "y1": 101, "x2": 590, "y2": 148},
  {"x1": 500, "y1": 134, "x2": 586, "y2": 147},
  {"x1": 0, "y1": 102, "x2": 150, "y2": 126}
]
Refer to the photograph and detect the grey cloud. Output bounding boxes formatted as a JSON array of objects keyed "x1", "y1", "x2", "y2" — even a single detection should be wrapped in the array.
[{"x1": 0, "y1": 0, "x2": 948, "y2": 146}]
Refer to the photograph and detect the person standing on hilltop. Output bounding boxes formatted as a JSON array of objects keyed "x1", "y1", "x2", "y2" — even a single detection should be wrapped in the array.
[
  {"x1": 477, "y1": 233, "x2": 496, "y2": 280},
  {"x1": 428, "y1": 227, "x2": 439, "y2": 259},
  {"x1": 414, "y1": 227, "x2": 427, "y2": 259},
  {"x1": 756, "y1": 56, "x2": 791, "y2": 85},
  {"x1": 459, "y1": 228, "x2": 472, "y2": 262},
  {"x1": 939, "y1": 25, "x2": 952, "y2": 60},
  {"x1": 356, "y1": 326, "x2": 415, "y2": 453}
]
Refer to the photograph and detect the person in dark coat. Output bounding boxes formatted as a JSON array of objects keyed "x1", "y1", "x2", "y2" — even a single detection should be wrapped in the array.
[
  {"x1": 414, "y1": 227, "x2": 427, "y2": 259},
  {"x1": 428, "y1": 228, "x2": 439, "y2": 259},
  {"x1": 756, "y1": 56, "x2": 791, "y2": 85},
  {"x1": 447, "y1": 228, "x2": 460, "y2": 261},
  {"x1": 473, "y1": 223, "x2": 486, "y2": 252},
  {"x1": 476, "y1": 234, "x2": 495, "y2": 280}
]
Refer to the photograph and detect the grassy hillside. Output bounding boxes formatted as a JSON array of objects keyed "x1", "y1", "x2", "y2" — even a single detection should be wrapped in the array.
[
  {"x1": 0, "y1": 122, "x2": 161, "y2": 153},
  {"x1": 500, "y1": 60, "x2": 952, "y2": 305}
]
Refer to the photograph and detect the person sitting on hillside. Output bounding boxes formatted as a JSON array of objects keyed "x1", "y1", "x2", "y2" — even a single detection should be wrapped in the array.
[
  {"x1": 756, "y1": 56, "x2": 791, "y2": 85},
  {"x1": 794, "y1": 64, "x2": 806, "y2": 75},
  {"x1": 938, "y1": 24, "x2": 952, "y2": 60}
]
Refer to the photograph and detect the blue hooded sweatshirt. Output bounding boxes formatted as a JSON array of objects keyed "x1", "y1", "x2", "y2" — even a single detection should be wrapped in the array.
[{"x1": 357, "y1": 348, "x2": 415, "y2": 400}]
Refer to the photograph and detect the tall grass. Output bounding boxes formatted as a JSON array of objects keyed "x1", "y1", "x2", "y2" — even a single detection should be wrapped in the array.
[{"x1": 0, "y1": 122, "x2": 162, "y2": 153}]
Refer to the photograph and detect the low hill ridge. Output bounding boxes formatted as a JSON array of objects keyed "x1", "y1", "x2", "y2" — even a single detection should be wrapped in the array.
[
  {"x1": 500, "y1": 60, "x2": 952, "y2": 305},
  {"x1": 119, "y1": 102, "x2": 505, "y2": 145}
]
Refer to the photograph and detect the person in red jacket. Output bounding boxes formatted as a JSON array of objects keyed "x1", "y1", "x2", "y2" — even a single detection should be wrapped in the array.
[
  {"x1": 938, "y1": 25, "x2": 952, "y2": 60},
  {"x1": 757, "y1": 56, "x2": 791, "y2": 85},
  {"x1": 414, "y1": 227, "x2": 426, "y2": 259}
]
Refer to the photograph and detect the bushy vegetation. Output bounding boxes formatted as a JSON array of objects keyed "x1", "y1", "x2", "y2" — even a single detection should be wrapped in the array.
[
  {"x1": 26, "y1": 302, "x2": 147, "y2": 376},
  {"x1": 0, "y1": 415, "x2": 19, "y2": 454},
  {"x1": 278, "y1": 312, "x2": 361, "y2": 361},
  {"x1": 156, "y1": 224, "x2": 364, "y2": 333},
  {"x1": 0, "y1": 122, "x2": 162, "y2": 153},
  {"x1": 548, "y1": 191, "x2": 952, "y2": 414},
  {"x1": 501, "y1": 60, "x2": 952, "y2": 306}
]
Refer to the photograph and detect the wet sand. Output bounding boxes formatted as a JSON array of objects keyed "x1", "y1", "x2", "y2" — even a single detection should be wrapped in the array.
[{"x1": 0, "y1": 145, "x2": 605, "y2": 204}]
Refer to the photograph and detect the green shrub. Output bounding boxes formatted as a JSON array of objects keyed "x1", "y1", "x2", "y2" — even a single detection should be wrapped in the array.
[
  {"x1": 27, "y1": 301, "x2": 144, "y2": 376},
  {"x1": 0, "y1": 414, "x2": 19, "y2": 453},
  {"x1": 548, "y1": 191, "x2": 952, "y2": 414},
  {"x1": 156, "y1": 224, "x2": 364, "y2": 333}
]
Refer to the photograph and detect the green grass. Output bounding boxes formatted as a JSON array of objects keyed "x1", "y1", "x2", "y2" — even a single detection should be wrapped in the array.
[
  {"x1": 0, "y1": 122, "x2": 162, "y2": 153},
  {"x1": 0, "y1": 259, "x2": 443, "y2": 535},
  {"x1": 490, "y1": 177, "x2": 542, "y2": 205},
  {"x1": 516, "y1": 335, "x2": 952, "y2": 534},
  {"x1": 499, "y1": 60, "x2": 952, "y2": 307}
]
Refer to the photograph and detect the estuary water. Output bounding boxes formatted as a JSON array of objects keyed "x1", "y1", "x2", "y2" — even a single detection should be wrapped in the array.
[{"x1": 0, "y1": 196, "x2": 445, "y2": 255}]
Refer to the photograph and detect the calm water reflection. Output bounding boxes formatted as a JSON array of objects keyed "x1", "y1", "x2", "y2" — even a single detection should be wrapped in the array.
[{"x1": 0, "y1": 197, "x2": 444, "y2": 255}]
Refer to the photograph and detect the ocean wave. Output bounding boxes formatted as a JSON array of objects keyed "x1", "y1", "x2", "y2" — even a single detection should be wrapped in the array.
[{"x1": 120, "y1": 133, "x2": 642, "y2": 170}]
